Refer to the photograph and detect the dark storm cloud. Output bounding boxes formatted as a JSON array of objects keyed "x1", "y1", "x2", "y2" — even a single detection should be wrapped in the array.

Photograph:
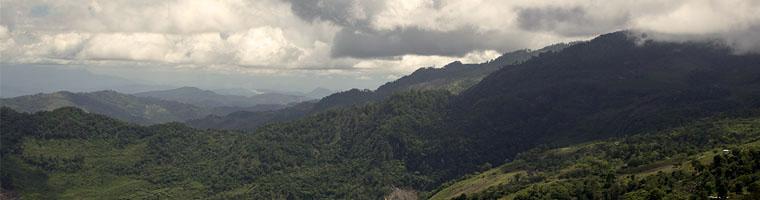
[
  {"x1": 1, "y1": 2, "x2": 18, "y2": 30},
  {"x1": 331, "y1": 26, "x2": 521, "y2": 58},
  {"x1": 30, "y1": 5, "x2": 50, "y2": 17},
  {"x1": 283, "y1": 0, "x2": 384, "y2": 29},
  {"x1": 283, "y1": 0, "x2": 503, "y2": 58},
  {"x1": 516, "y1": 6, "x2": 631, "y2": 37}
]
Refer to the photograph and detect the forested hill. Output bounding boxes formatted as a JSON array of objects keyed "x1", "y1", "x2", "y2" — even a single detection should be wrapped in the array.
[
  {"x1": 0, "y1": 90, "x2": 457, "y2": 199},
  {"x1": 448, "y1": 31, "x2": 760, "y2": 168},
  {"x1": 188, "y1": 43, "x2": 571, "y2": 131},
  {"x1": 429, "y1": 116, "x2": 760, "y2": 200}
]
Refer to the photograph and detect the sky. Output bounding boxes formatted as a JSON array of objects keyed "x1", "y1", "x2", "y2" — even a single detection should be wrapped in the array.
[{"x1": 1, "y1": 0, "x2": 759, "y2": 92}]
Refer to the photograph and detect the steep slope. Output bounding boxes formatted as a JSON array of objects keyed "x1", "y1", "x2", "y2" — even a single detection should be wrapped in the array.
[
  {"x1": 0, "y1": 91, "x2": 209, "y2": 124},
  {"x1": 375, "y1": 42, "x2": 572, "y2": 95},
  {"x1": 189, "y1": 43, "x2": 570, "y2": 131},
  {"x1": 429, "y1": 116, "x2": 760, "y2": 200},
  {"x1": 449, "y1": 31, "x2": 760, "y2": 167},
  {"x1": 135, "y1": 87, "x2": 308, "y2": 108}
]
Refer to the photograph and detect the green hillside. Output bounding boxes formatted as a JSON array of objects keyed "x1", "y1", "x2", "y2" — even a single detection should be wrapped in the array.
[
  {"x1": 429, "y1": 117, "x2": 760, "y2": 200},
  {"x1": 448, "y1": 31, "x2": 760, "y2": 171},
  {"x1": 0, "y1": 90, "x2": 455, "y2": 199}
]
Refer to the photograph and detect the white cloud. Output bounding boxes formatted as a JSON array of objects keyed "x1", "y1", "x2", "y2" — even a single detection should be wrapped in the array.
[
  {"x1": 0, "y1": 25, "x2": 10, "y2": 39},
  {"x1": 80, "y1": 33, "x2": 168, "y2": 62},
  {"x1": 633, "y1": 0, "x2": 760, "y2": 34},
  {"x1": 353, "y1": 50, "x2": 501, "y2": 74},
  {"x1": 0, "y1": 0, "x2": 758, "y2": 82},
  {"x1": 232, "y1": 26, "x2": 304, "y2": 67}
]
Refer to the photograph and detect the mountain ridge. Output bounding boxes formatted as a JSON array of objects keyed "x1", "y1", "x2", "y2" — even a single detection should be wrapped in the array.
[
  {"x1": 135, "y1": 86, "x2": 309, "y2": 108},
  {"x1": 0, "y1": 90, "x2": 209, "y2": 124},
  {"x1": 189, "y1": 42, "x2": 572, "y2": 130}
]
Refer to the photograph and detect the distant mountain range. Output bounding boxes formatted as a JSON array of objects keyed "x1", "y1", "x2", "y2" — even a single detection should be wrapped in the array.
[
  {"x1": 134, "y1": 87, "x2": 308, "y2": 108},
  {"x1": 0, "y1": 90, "x2": 207, "y2": 124},
  {"x1": 211, "y1": 87, "x2": 333, "y2": 99},
  {"x1": 0, "y1": 88, "x2": 299, "y2": 125},
  {"x1": 212, "y1": 88, "x2": 264, "y2": 97},
  {"x1": 0, "y1": 65, "x2": 175, "y2": 98}
]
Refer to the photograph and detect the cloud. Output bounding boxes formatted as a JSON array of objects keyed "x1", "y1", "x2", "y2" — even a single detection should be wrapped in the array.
[
  {"x1": 283, "y1": 0, "x2": 389, "y2": 29},
  {"x1": 1, "y1": 27, "x2": 311, "y2": 67},
  {"x1": 1, "y1": 0, "x2": 758, "y2": 81},
  {"x1": 627, "y1": 0, "x2": 760, "y2": 53},
  {"x1": 80, "y1": 33, "x2": 169, "y2": 62},
  {"x1": 352, "y1": 50, "x2": 501, "y2": 74},
  {"x1": 516, "y1": 6, "x2": 630, "y2": 37},
  {"x1": 0, "y1": 0, "x2": 340, "y2": 69},
  {"x1": 0, "y1": 25, "x2": 11, "y2": 40},
  {"x1": 231, "y1": 27, "x2": 305, "y2": 66},
  {"x1": 331, "y1": 26, "x2": 527, "y2": 58},
  {"x1": 1, "y1": 0, "x2": 254, "y2": 34},
  {"x1": 632, "y1": 0, "x2": 760, "y2": 35}
]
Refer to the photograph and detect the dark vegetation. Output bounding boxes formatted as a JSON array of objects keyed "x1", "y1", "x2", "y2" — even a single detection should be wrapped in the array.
[
  {"x1": 450, "y1": 31, "x2": 760, "y2": 169},
  {"x1": 0, "y1": 90, "x2": 454, "y2": 199}
]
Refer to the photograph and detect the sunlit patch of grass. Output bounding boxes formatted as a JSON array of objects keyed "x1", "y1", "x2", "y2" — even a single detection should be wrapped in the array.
[{"x1": 429, "y1": 169, "x2": 526, "y2": 200}]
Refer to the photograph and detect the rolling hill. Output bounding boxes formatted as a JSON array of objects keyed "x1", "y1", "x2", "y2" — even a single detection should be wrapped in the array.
[
  {"x1": 447, "y1": 31, "x2": 760, "y2": 169},
  {"x1": 0, "y1": 90, "x2": 454, "y2": 199}
]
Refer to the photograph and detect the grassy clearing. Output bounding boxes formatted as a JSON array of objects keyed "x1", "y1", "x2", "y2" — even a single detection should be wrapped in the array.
[{"x1": 429, "y1": 169, "x2": 526, "y2": 200}]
